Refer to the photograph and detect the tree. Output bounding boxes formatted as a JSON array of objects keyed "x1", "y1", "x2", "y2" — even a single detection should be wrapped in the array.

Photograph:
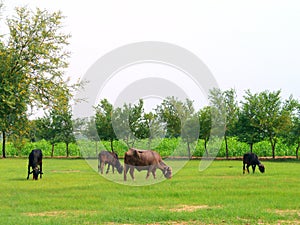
[
  {"x1": 290, "y1": 112, "x2": 300, "y2": 159},
  {"x1": 85, "y1": 117, "x2": 100, "y2": 155},
  {"x1": 155, "y1": 97, "x2": 195, "y2": 138},
  {"x1": 9, "y1": 114, "x2": 29, "y2": 156},
  {"x1": 95, "y1": 99, "x2": 117, "y2": 150},
  {"x1": 282, "y1": 97, "x2": 300, "y2": 159},
  {"x1": 198, "y1": 106, "x2": 212, "y2": 156},
  {"x1": 55, "y1": 108, "x2": 75, "y2": 157},
  {"x1": 156, "y1": 97, "x2": 198, "y2": 157},
  {"x1": 243, "y1": 90, "x2": 291, "y2": 158},
  {"x1": 35, "y1": 93, "x2": 75, "y2": 157},
  {"x1": 236, "y1": 93, "x2": 264, "y2": 152},
  {"x1": 209, "y1": 88, "x2": 238, "y2": 159},
  {"x1": 181, "y1": 114, "x2": 199, "y2": 159},
  {"x1": 35, "y1": 115, "x2": 59, "y2": 157},
  {"x1": 143, "y1": 112, "x2": 164, "y2": 149},
  {"x1": 0, "y1": 6, "x2": 71, "y2": 157},
  {"x1": 111, "y1": 100, "x2": 145, "y2": 148}
]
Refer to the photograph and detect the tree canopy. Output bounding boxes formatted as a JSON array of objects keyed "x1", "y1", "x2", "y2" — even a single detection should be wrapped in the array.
[{"x1": 0, "y1": 6, "x2": 73, "y2": 157}]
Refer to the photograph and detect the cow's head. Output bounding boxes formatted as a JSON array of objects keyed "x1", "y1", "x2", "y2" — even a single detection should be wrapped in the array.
[
  {"x1": 115, "y1": 160, "x2": 124, "y2": 174},
  {"x1": 258, "y1": 164, "x2": 265, "y2": 173},
  {"x1": 163, "y1": 166, "x2": 172, "y2": 179},
  {"x1": 31, "y1": 167, "x2": 42, "y2": 180}
]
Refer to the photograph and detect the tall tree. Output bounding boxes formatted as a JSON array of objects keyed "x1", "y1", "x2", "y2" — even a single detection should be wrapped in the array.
[
  {"x1": 0, "y1": 6, "x2": 71, "y2": 157},
  {"x1": 282, "y1": 97, "x2": 300, "y2": 159},
  {"x1": 143, "y1": 112, "x2": 164, "y2": 149},
  {"x1": 181, "y1": 114, "x2": 199, "y2": 159},
  {"x1": 236, "y1": 93, "x2": 263, "y2": 152},
  {"x1": 156, "y1": 97, "x2": 198, "y2": 157},
  {"x1": 155, "y1": 97, "x2": 194, "y2": 138},
  {"x1": 209, "y1": 88, "x2": 238, "y2": 158},
  {"x1": 111, "y1": 100, "x2": 145, "y2": 148},
  {"x1": 243, "y1": 90, "x2": 291, "y2": 158},
  {"x1": 198, "y1": 106, "x2": 212, "y2": 156},
  {"x1": 95, "y1": 99, "x2": 117, "y2": 150},
  {"x1": 54, "y1": 107, "x2": 75, "y2": 157},
  {"x1": 35, "y1": 115, "x2": 59, "y2": 157}
]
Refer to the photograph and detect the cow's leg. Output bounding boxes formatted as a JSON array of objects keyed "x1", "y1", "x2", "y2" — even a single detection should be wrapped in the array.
[
  {"x1": 124, "y1": 164, "x2": 129, "y2": 181},
  {"x1": 146, "y1": 165, "x2": 155, "y2": 179},
  {"x1": 129, "y1": 167, "x2": 135, "y2": 180},
  {"x1": 252, "y1": 165, "x2": 256, "y2": 173},
  {"x1": 243, "y1": 163, "x2": 246, "y2": 174},
  {"x1": 112, "y1": 165, "x2": 115, "y2": 174},
  {"x1": 40, "y1": 162, "x2": 42, "y2": 179},
  {"x1": 27, "y1": 165, "x2": 30, "y2": 180},
  {"x1": 106, "y1": 164, "x2": 110, "y2": 174},
  {"x1": 100, "y1": 162, "x2": 105, "y2": 174},
  {"x1": 98, "y1": 159, "x2": 101, "y2": 172},
  {"x1": 246, "y1": 165, "x2": 250, "y2": 173},
  {"x1": 152, "y1": 168, "x2": 157, "y2": 179}
]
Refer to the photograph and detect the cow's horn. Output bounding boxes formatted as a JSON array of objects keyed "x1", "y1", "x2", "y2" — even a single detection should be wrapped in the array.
[{"x1": 164, "y1": 168, "x2": 168, "y2": 175}]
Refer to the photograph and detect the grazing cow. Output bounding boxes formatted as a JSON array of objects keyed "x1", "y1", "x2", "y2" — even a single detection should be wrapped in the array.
[
  {"x1": 27, "y1": 149, "x2": 43, "y2": 180},
  {"x1": 124, "y1": 148, "x2": 172, "y2": 181},
  {"x1": 98, "y1": 150, "x2": 123, "y2": 174},
  {"x1": 243, "y1": 152, "x2": 265, "y2": 174}
]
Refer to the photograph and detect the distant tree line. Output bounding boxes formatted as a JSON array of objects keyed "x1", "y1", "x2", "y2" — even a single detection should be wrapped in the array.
[
  {"x1": 72, "y1": 89, "x2": 299, "y2": 159},
  {"x1": 1, "y1": 4, "x2": 299, "y2": 159}
]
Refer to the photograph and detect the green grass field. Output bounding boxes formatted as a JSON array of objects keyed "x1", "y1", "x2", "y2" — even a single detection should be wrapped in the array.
[{"x1": 0, "y1": 158, "x2": 299, "y2": 225}]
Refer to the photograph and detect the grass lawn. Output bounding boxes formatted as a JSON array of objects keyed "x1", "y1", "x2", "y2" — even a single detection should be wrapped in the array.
[{"x1": 0, "y1": 158, "x2": 299, "y2": 224}]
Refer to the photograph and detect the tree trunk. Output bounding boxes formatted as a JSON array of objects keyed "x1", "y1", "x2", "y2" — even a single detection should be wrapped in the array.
[
  {"x1": 249, "y1": 143, "x2": 253, "y2": 152},
  {"x1": 225, "y1": 135, "x2": 229, "y2": 159},
  {"x1": 51, "y1": 144, "x2": 54, "y2": 158},
  {"x1": 270, "y1": 138, "x2": 276, "y2": 159},
  {"x1": 296, "y1": 142, "x2": 299, "y2": 159},
  {"x1": 187, "y1": 142, "x2": 191, "y2": 159},
  {"x1": 2, "y1": 131, "x2": 6, "y2": 158},
  {"x1": 110, "y1": 139, "x2": 114, "y2": 151},
  {"x1": 148, "y1": 138, "x2": 152, "y2": 150},
  {"x1": 95, "y1": 141, "x2": 98, "y2": 156},
  {"x1": 66, "y1": 143, "x2": 69, "y2": 157},
  {"x1": 204, "y1": 139, "x2": 208, "y2": 157}
]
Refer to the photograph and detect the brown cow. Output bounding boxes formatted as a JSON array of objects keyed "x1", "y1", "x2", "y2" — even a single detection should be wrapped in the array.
[
  {"x1": 98, "y1": 150, "x2": 123, "y2": 174},
  {"x1": 124, "y1": 148, "x2": 172, "y2": 181}
]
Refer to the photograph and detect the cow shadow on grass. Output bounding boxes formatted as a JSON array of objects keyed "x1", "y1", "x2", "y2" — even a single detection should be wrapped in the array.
[{"x1": 9, "y1": 178, "x2": 29, "y2": 181}]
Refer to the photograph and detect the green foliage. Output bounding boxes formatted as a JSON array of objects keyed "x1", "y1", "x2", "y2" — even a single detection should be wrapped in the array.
[
  {"x1": 156, "y1": 97, "x2": 194, "y2": 138},
  {"x1": 209, "y1": 88, "x2": 238, "y2": 158},
  {"x1": 0, "y1": 6, "x2": 73, "y2": 157},
  {"x1": 3, "y1": 137, "x2": 298, "y2": 158},
  {"x1": 95, "y1": 99, "x2": 116, "y2": 147},
  {"x1": 241, "y1": 90, "x2": 293, "y2": 158}
]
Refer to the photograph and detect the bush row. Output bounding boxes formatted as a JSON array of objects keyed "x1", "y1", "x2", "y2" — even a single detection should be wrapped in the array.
[{"x1": 3, "y1": 137, "x2": 298, "y2": 158}]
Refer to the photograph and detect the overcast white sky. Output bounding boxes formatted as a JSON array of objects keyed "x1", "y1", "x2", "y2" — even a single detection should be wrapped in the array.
[{"x1": 2, "y1": 0, "x2": 300, "y2": 108}]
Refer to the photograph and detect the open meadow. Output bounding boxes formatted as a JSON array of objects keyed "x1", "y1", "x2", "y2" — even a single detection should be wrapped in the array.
[{"x1": 0, "y1": 158, "x2": 299, "y2": 225}]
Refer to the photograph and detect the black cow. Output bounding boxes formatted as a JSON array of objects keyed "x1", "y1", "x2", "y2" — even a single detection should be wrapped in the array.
[
  {"x1": 243, "y1": 152, "x2": 265, "y2": 174},
  {"x1": 98, "y1": 150, "x2": 123, "y2": 174},
  {"x1": 27, "y1": 149, "x2": 43, "y2": 180}
]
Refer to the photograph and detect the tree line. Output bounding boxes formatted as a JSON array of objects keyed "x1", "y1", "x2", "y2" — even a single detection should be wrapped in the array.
[
  {"x1": 1, "y1": 5, "x2": 299, "y2": 159},
  {"x1": 77, "y1": 89, "x2": 299, "y2": 159}
]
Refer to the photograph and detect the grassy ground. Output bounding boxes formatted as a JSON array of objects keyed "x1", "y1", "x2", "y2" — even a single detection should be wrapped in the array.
[{"x1": 0, "y1": 158, "x2": 299, "y2": 224}]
